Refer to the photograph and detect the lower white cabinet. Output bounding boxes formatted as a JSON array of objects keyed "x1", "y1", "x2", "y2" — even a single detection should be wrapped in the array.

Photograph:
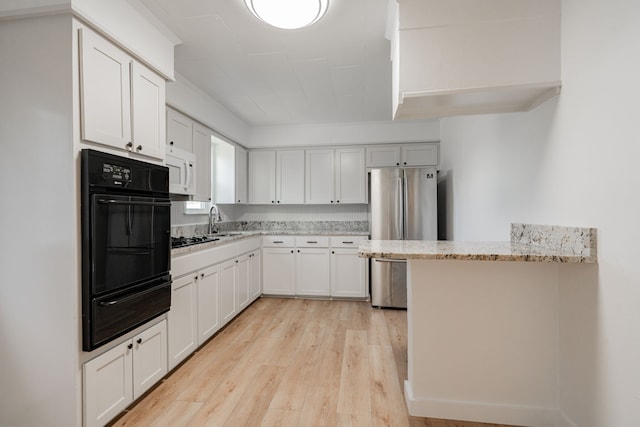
[
  {"x1": 197, "y1": 264, "x2": 221, "y2": 346},
  {"x1": 83, "y1": 320, "x2": 167, "y2": 427},
  {"x1": 168, "y1": 275, "x2": 197, "y2": 370},
  {"x1": 250, "y1": 250, "x2": 262, "y2": 299},
  {"x1": 220, "y1": 259, "x2": 238, "y2": 325},
  {"x1": 261, "y1": 235, "x2": 368, "y2": 298},
  {"x1": 237, "y1": 253, "x2": 251, "y2": 310},
  {"x1": 263, "y1": 246, "x2": 296, "y2": 295},
  {"x1": 330, "y1": 236, "x2": 369, "y2": 298}
]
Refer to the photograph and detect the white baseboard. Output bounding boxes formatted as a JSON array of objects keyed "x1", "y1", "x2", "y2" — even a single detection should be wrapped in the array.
[{"x1": 404, "y1": 380, "x2": 562, "y2": 427}]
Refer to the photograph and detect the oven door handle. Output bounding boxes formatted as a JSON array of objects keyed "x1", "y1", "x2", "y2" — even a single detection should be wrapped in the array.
[
  {"x1": 98, "y1": 199, "x2": 171, "y2": 207},
  {"x1": 98, "y1": 282, "x2": 170, "y2": 307}
]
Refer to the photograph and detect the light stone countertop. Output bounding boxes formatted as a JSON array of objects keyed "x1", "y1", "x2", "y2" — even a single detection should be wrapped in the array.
[
  {"x1": 172, "y1": 230, "x2": 370, "y2": 256},
  {"x1": 358, "y1": 239, "x2": 596, "y2": 263}
]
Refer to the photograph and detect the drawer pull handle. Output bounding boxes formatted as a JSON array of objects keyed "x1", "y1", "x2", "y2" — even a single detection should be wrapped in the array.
[
  {"x1": 306, "y1": 241, "x2": 318, "y2": 244},
  {"x1": 273, "y1": 240, "x2": 283, "y2": 244},
  {"x1": 342, "y1": 241, "x2": 354, "y2": 244}
]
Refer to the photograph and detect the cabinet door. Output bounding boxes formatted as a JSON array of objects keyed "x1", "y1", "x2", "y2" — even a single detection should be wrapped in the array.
[
  {"x1": 401, "y1": 143, "x2": 439, "y2": 166},
  {"x1": 248, "y1": 150, "x2": 276, "y2": 204},
  {"x1": 79, "y1": 28, "x2": 132, "y2": 150},
  {"x1": 305, "y1": 149, "x2": 335, "y2": 204},
  {"x1": 167, "y1": 275, "x2": 197, "y2": 370},
  {"x1": 131, "y1": 62, "x2": 165, "y2": 160},
  {"x1": 237, "y1": 254, "x2": 251, "y2": 310},
  {"x1": 331, "y1": 248, "x2": 368, "y2": 298},
  {"x1": 197, "y1": 264, "x2": 221, "y2": 346},
  {"x1": 193, "y1": 123, "x2": 212, "y2": 202},
  {"x1": 83, "y1": 340, "x2": 133, "y2": 427},
  {"x1": 296, "y1": 248, "x2": 331, "y2": 296},
  {"x1": 262, "y1": 248, "x2": 296, "y2": 295},
  {"x1": 132, "y1": 320, "x2": 167, "y2": 400},
  {"x1": 250, "y1": 251, "x2": 262, "y2": 300},
  {"x1": 166, "y1": 108, "x2": 193, "y2": 152},
  {"x1": 220, "y1": 259, "x2": 238, "y2": 325},
  {"x1": 235, "y1": 146, "x2": 248, "y2": 203},
  {"x1": 276, "y1": 149, "x2": 305, "y2": 204},
  {"x1": 335, "y1": 148, "x2": 366, "y2": 204},
  {"x1": 365, "y1": 145, "x2": 401, "y2": 167}
]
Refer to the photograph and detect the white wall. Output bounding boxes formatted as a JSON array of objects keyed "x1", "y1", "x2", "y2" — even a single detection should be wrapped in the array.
[
  {"x1": 0, "y1": 14, "x2": 78, "y2": 427},
  {"x1": 248, "y1": 119, "x2": 440, "y2": 148},
  {"x1": 166, "y1": 73, "x2": 250, "y2": 146},
  {"x1": 439, "y1": 0, "x2": 640, "y2": 424}
]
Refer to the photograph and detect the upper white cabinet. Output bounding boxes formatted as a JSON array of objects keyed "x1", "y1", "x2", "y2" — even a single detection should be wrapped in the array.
[
  {"x1": 306, "y1": 148, "x2": 366, "y2": 204},
  {"x1": 192, "y1": 123, "x2": 212, "y2": 202},
  {"x1": 276, "y1": 150, "x2": 305, "y2": 204},
  {"x1": 166, "y1": 108, "x2": 193, "y2": 152},
  {"x1": 79, "y1": 28, "x2": 166, "y2": 160},
  {"x1": 366, "y1": 143, "x2": 439, "y2": 168},
  {"x1": 248, "y1": 150, "x2": 305, "y2": 204},
  {"x1": 235, "y1": 146, "x2": 248, "y2": 204},
  {"x1": 212, "y1": 137, "x2": 236, "y2": 203},
  {"x1": 248, "y1": 150, "x2": 276, "y2": 204},
  {"x1": 391, "y1": 0, "x2": 561, "y2": 120}
]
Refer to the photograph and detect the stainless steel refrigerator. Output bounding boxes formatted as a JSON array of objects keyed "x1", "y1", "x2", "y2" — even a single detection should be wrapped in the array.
[{"x1": 369, "y1": 168, "x2": 437, "y2": 308}]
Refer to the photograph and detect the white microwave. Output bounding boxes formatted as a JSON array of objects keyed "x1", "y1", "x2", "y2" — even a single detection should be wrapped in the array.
[{"x1": 166, "y1": 146, "x2": 196, "y2": 195}]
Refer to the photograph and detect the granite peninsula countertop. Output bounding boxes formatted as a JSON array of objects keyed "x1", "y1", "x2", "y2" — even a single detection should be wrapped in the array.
[
  {"x1": 358, "y1": 223, "x2": 598, "y2": 264},
  {"x1": 172, "y1": 230, "x2": 370, "y2": 255}
]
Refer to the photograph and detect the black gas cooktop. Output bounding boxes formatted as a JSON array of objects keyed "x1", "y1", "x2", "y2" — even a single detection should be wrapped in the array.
[{"x1": 171, "y1": 235, "x2": 220, "y2": 248}]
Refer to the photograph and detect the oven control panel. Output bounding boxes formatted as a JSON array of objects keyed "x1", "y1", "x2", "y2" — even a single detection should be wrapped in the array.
[{"x1": 102, "y1": 163, "x2": 131, "y2": 186}]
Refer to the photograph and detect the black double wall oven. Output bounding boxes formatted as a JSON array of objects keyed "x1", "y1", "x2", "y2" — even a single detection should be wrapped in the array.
[{"x1": 82, "y1": 149, "x2": 172, "y2": 351}]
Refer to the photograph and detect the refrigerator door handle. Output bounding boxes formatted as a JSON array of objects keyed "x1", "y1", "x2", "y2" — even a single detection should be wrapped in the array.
[{"x1": 397, "y1": 175, "x2": 404, "y2": 240}]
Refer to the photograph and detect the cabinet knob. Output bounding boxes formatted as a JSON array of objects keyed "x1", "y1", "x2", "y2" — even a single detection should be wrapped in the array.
[
  {"x1": 332, "y1": 251, "x2": 335, "y2": 254},
  {"x1": 336, "y1": 200, "x2": 340, "y2": 203},
  {"x1": 396, "y1": 162, "x2": 400, "y2": 166},
  {"x1": 201, "y1": 273, "x2": 204, "y2": 278},
  {"x1": 237, "y1": 200, "x2": 240, "y2": 203},
  {"x1": 127, "y1": 343, "x2": 133, "y2": 350},
  {"x1": 126, "y1": 142, "x2": 133, "y2": 149},
  {"x1": 290, "y1": 250, "x2": 294, "y2": 253},
  {"x1": 194, "y1": 275, "x2": 198, "y2": 280},
  {"x1": 330, "y1": 200, "x2": 334, "y2": 204},
  {"x1": 277, "y1": 201, "x2": 280, "y2": 203},
  {"x1": 297, "y1": 250, "x2": 300, "y2": 253},
  {"x1": 136, "y1": 145, "x2": 143, "y2": 151},
  {"x1": 403, "y1": 162, "x2": 407, "y2": 165},
  {"x1": 236, "y1": 260, "x2": 239, "y2": 263},
  {"x1": 169, "y1": 141, "x2": 174, "y2": 145},
  {"x1": 272, "y1": 201, "x2": 275, "y2": 204},
  {"x1": 137, "y1": 338, "x2": 142, "y2": 345}
]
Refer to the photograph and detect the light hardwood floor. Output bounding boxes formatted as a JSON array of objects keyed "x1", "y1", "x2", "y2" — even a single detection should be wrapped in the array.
[{"x1": 110, "y1": 298, "x2": 517, "y2": 427}]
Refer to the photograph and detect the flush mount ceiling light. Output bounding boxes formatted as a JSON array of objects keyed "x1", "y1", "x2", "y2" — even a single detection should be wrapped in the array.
[{"x1": 244, "y1": 0, "x2": 329, "y2": 30}]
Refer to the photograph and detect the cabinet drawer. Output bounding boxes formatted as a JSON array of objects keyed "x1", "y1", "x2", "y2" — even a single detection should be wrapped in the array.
[
  {"x1": 295, "y1": 236, "x2": 329, "y2": 248},
  {"x1": 330, "y1": 236, "x2": 368, "y2": 248},
  {"x1": 262, "y1": 236, "x2": 295, "y2": 247}
]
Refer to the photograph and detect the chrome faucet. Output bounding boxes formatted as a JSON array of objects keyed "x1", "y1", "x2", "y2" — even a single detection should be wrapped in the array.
[{"x1": 208, "y1": 204, "x2": 222, "y2": 234}]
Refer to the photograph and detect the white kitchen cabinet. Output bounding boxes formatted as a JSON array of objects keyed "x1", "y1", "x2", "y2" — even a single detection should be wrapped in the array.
[
  {"x1": 212, "y1": 138, "x2": 236, "y2": 204},
  {"x1": 391, "y1": 0, "x2": 561, "y2": 120},
  {"x1": 220, "y1": 259, "x2": 238, "y2": 325},
  {"x1": 330, "y1": 236, "x2": 369, "y2": 298},
  {"x1": 235, "y1": 145, "x2": 248, "y2": 203},
  {"x1": 248, "y1": 150, "x2": 277, "y2": 204},
  {"x1": 196, "y1": 264, "x2": 221, "y2": 346},
  {"x1": 365, "y1": 145, "x2": 402, "y2": 167},
  {"x1": 366, "y1": 143, "x2": 439, "y2": 168},
  {"x1": 335, "y1": 148, "x2": 366, "y2": 203},
  {"x1": 130, "y1": 62, "x2": 166, "y2": 160},
  {"x1": 306, "y1": 148, "x2": 365, "y2": 204},
  {"x1": 84, "y1": 320, "x2": 167, "y2": 427},
  {"x1": 276, "y1": 149, "x2": 305, "y2": 204},
  {"x1": 168, "y1": 275, "x2": 197, "y2": 370},
  {"x1": 248, "y1": 149, "x2": 304, "y2": 204},
  {"x1": 79, "y1": 28, "x2": 165, "y2": 160},
  {"x1": 295, "y1": 238, "x2": 330, "y2": 296},
  {"x1": 192, "y1": 123, "x2": 212, "y2": 202},
  {"x1": 305, "y1": 149, "x2": 334, "y2": 204},
  {"x1": 166, "y1": 108, "x2": 193, "y2": 152},
  {"x1": 262, "y1": 238, "x2": 296, "y2": 295},
  {"x1": 237, "y1": 253, "x2": 251, "y2": 310},
  {"x1": 132, "y1": 320, "x2": 167, "y2": 398},
  {"x1": 250, "y1": 250, "x2": 262, "y2": 300}
]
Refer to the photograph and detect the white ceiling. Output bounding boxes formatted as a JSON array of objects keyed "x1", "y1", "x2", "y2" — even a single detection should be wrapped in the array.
[{"x1": 139, "y1": 0, "x2": 393, "y2": 126}]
